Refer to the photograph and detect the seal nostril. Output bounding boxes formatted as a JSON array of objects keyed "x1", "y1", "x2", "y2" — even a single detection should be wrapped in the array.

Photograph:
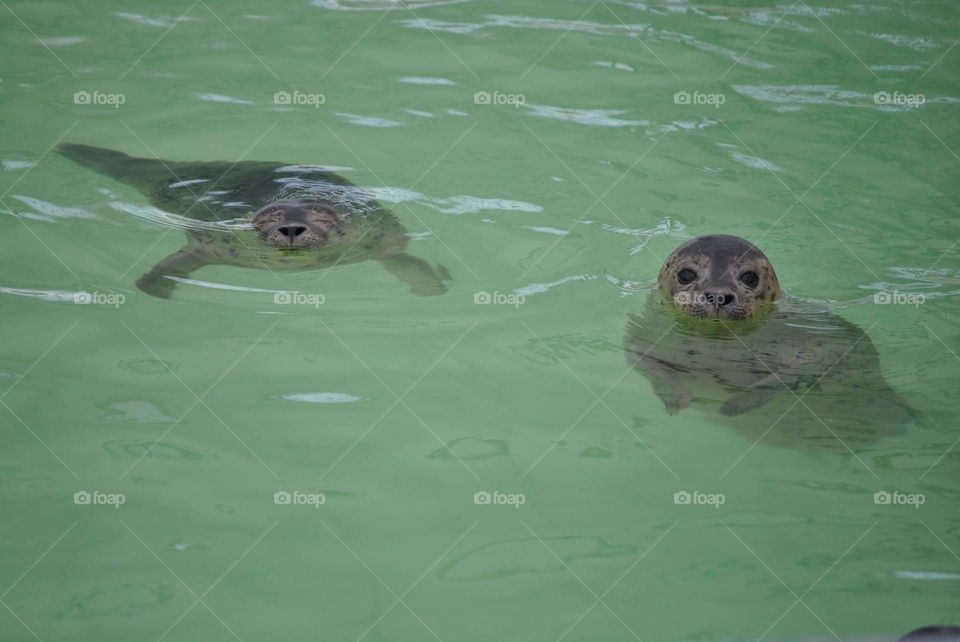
[
  {"x1": 279, "y1": 224, "x2": 308, "y2": 238},
  {"x1": 705, "y1": 292, "x2": 735, "y2": 307}
]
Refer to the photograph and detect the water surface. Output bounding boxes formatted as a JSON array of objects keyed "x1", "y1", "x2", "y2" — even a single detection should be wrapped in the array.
[{"x1": 1, "y1": 0, "x2": 958, "y2": 640}]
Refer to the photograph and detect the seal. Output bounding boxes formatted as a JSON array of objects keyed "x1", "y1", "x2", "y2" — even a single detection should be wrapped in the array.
[
  {"x1": 625, "y1": 234, "x2": 915, "y2": 449},
  {"x1": 57, "y1": 143, "x2": 451, "y2": 298},
  {"x1": 899, "y1": 627, "x2": 960, "y2": 641}
]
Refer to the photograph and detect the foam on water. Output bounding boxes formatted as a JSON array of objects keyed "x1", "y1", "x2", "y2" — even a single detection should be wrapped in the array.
[
  {"x1": 11, "y1": 195, "x2": 95, "y2": 220},
  {"x1": 399, "y1": 14, "x2": 772, "y2": 68},
  {"x1": 312, "y1": 0, "x2": 471, "y2": 10},
  {"x1": 278, "y1": 392, "x2": 362, "y2": 403},
  {"x1": 2, "y1": 160, "x2": 34, "y2": 171},
  {"x1": 515, "y1": 274, "x2": 599, "y2": 297},
  {"x1": 525, "y1": 104, "x2": 649, "y2": 128},
  {"x1": 335, "y1": 113, "x2": 402, "y2": 127},
  {"x1": 368, "y1": 187, "x2": 542, "y2": 215},
  {"x1": 197, "y1": 93, "x2": 256, "y2": 105},
  {"x1": 522, "y1": 226, "x2": 569, "y2": 236},
  {"x1": 114, "y1": 12, "x2": 196, "y2": 28},
  {"x1": 0, "y1": 286, "x2": 84, "y2": 302},
  {"x1": 399, "y1": 76, "x2": 457, "y2": 86}
]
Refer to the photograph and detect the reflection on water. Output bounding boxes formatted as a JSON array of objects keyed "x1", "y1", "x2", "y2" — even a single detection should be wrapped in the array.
[
  {"x1": 101, "y1": 439, "x2": 209, "y2": 462},
  {"x1": 440, "y1": 535, "x2": 636, "y2": 581},
  {"x1": 427, "y1": 437, "x2": 508, "y2": 461},
  {"x1": 55, "y1": 583, "x2": 176, "y2": 620},
  {"x1": 98, "y1": 399, "x2": 176, "y2": 424}
]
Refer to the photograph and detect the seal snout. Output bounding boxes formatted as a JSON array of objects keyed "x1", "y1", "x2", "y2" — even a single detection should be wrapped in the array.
[
  {"x1": 703, "y1": 290, "x2": 736, "y2": 309},
  {"x1": 693, "y1": 289, "x2": 740, "y2": 319},
  {"x1": 277, "y1": 223, "x2": 308, "y2": 239},
  {"x1": 250, "y1": 200, "x2": 341, "y2": 251},
  {"x1": 275, "y1": 223, "x2": 315, "y2": 247}
]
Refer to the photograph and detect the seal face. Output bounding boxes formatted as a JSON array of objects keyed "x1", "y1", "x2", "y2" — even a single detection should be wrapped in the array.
[
  {"x1": 251, "y1": 201, "x2": 343, "y2": 250},
  {"x1": 657, "y1": 234, "x2": 781, "y2": 320}
]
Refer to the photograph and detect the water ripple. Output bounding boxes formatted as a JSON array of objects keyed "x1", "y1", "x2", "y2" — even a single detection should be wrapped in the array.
[
  {"x1": 108, "y1": 201, "x2": 254, "y2": 231},
  {"x1": 312, "y1": 0, "x2": 471, "y2": 10},
  {"x1": 401, "y1": 14, "x2": 772, "y2": 68}
]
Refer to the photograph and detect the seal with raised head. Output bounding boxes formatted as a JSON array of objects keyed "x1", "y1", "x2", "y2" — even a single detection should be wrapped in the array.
[
  {"x1": 625, "y1": 234, "x2": 915, "y2": 448},
  {"x1": 58, "y1": 143, "x2": 451, "y2": 298}
]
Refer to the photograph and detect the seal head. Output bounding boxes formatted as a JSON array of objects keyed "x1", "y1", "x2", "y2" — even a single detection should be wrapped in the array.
[
  {"x1": 658, "y1": 234, "x2": 781, "y2": 320},
  {"x1": 251, "y1": 200, "x2": 342, "y2": 250}
]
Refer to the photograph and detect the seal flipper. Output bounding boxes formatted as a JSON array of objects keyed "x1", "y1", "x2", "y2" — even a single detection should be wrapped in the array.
[
  {"x1": 378, "y1": 253, "x2": 450, "y2": 296},
  {"x1": 58, "y1": 144, "x2": 173, "y2": 193},
  {"x1": 718, "y1": 369, "x2": 805, "y2": 416},
  {"x1": 646, "y1": 364, "x2": 692, "y2": 415},
  {"x1": 630, "y1": 354, "x2": 692, "y2": 415},
  {"x1": 136, "y1": 248, "x2": 208, "y2": 299},
  {"x1": 720, "y1": 384, "x2": 785, "y2": 416}
]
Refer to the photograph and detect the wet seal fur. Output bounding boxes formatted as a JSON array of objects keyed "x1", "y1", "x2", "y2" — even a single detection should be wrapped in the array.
[
  {"x1": 58, "y1": 144, "x2": 450, "y2": 298},
  {"x1": 626, "y1": 234, "x2": 916, "y2": 449}
]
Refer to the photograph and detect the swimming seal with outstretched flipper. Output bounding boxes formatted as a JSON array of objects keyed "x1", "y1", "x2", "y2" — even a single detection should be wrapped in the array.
[{"x1": 58, "y1": 143, "x2": 451, "y2": 298}]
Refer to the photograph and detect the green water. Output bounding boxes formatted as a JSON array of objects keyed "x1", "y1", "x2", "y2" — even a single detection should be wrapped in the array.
[{"x1": 1, "y1": 1, "x2": 959, "y2": 640}]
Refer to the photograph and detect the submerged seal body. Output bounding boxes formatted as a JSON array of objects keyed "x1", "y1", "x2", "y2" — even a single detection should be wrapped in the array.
[
  {"x1": 626, "y1": 235, "x2": 915, "y2": 448},
  {"x1": 58, "y1": 144, "x2": 450, "y2": 298}
]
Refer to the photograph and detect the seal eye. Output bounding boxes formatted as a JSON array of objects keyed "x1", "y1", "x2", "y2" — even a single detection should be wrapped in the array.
[
  {"x1": 677, "y1": 268, "x2": 697, "y2": 285},
  {"x1": 252, "y1": 209, "x2": 284, "y2": 229},
  {"x1": 740, "y1": 271, "x2": 760, "y2": 288}
]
